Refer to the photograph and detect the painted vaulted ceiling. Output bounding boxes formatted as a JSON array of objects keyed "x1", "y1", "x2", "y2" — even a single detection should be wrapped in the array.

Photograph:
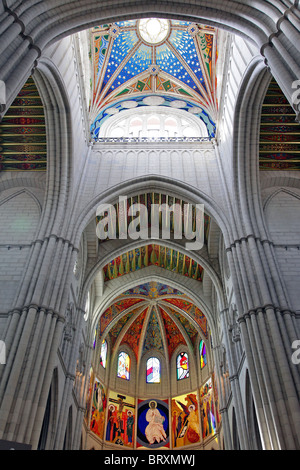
[
  {"x1": 259, "y1": 78, "x2": 300, "y2": 170},
  {"x1": 97, "y1": 282, "x2": 209, "y2": 362},
  {"x1": 0, "y1": 76, "x2": 47, "y2": 171},
  {"x1": 103, "y1": 244, "x2": 204, "y2": 283},
  {"x1": 89, "y1": 19, "x2": 219, "y2": 139}
]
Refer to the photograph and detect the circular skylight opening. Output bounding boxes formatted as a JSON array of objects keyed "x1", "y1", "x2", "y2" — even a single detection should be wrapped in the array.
[{"x1": 138, "y1": 18, "x2": 170, "y2": 44}]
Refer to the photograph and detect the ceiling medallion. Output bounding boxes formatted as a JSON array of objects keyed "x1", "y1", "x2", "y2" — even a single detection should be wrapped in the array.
[
  {"x1": 138, "y1": 18, "x2": 170, "y2": 45},
  {"x1": 187, "y1": 23, "x2": 199, "y2": 37},
  {"x1": 108, "y1": 23, "x2": 120, "y2": 38},
  {"x1": 148, "y1": 64, "x2": 160, "y2": 76}
]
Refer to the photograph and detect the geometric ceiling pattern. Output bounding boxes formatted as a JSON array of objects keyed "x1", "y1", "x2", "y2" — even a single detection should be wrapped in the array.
[
  {"x1": 0, "y1": 76, "x2": 47, "y2": 171},
  {"x1": 259, "y1": 78, "x2": 300, "y2": 170},
  {"x1": 90, "y1": 19, "x2": 219, "y2": 139},
  {"x1": 98, "y1": 281, "x2": 208, "y2": 363},
  {"x1": 103, "y1": 244, "x2": 204, "y2": 282}
]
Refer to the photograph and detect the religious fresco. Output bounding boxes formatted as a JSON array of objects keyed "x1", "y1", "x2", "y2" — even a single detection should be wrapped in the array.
[
  {"x1": 100, "y1": 300, "x2": 144, "y2": 337},
  {"x1": 89, "y1": 378, "x2": 107, "y2": 439},
  {"x1": 163, "y1": 298, "x2": 208, "y2": 338},
  {"x1": 137, "y1": 399, "x2": 170, "y2": 448},
  {"x1": 90, "y1": 20, "x2": 219, "y2": 138},
  {"x1": 159, "y1": 307, "x2": 187, "y2": 359},
  {"x1": 119, "y1": 308, "x2": 148, "y2": 360},
  {"x1": 94, "y1": 282, "x2": 210, "y2": 371},
  {"x1": 121, "y1": 281, "x2": 185, "y2": 298},
  {"x1": 142, "y1": 307, "x2": 164, "y2": 355},
  {"x1": 105, "y1": 391, "x2": 135, "y2": 447},
  {"x1": 84, "y1": 367, "x2": 94, "y2": 423},
  {"x1": 162, "y1": 304, "x2": 198, "y2": 348},
  {"x1": 200, "y1": 377, "x2": 219, "y2": 440},
  {"x1": 171, "y1": 392, "x2": 201, "y2": 448},
  {"x1": 103, "y1": 244, "x2": 204, "y2": 282}
]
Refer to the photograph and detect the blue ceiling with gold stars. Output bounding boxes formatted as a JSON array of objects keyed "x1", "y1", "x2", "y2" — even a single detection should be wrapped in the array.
[{"x1": 89, "y1": 19, "x2": 219, "y2": 139}]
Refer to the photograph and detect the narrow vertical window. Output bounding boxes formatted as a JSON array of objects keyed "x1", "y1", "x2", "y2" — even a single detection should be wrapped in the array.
[
  {"x1": 117, "y1": 351, "x2": 130, "y2": 380},
  {"x1": 177, "y1": 352, "x2": 189, "y2": 380},
  {"x1": 200, "y1": 340, "x2": 207, "y2": 369},
  {"x1": 93, "y1": 327, "x2": 97, "y2": 349},
  {"x1": 146, "y1": 357, "x2": 160, "y2": 383},
  {"x1": 100, "y1": 340, "x2": 107, "y2": 368}
]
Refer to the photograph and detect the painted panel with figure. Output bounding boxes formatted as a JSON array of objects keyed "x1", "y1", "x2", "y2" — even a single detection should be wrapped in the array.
[
  {"x1": 105, "y1": 391, "x2": 135, "y2": 447},
  {"x1": 84, "y1": 367, "x2": 94, "y2": 423},
  {"x1": 89, "y1": 378, "x2": 107, "y2": 439},
  {"x1": 137, "y1": 399, "x2": 169, "y2": 449},
  {"x1": 200, "y1": 377, "x2": 218, "y2": 440},
  {"x1": 171, "y1": 392, "x2": 200, "y2": 448}
]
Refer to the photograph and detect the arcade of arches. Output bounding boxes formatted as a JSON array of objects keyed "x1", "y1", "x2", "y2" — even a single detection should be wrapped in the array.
[{"x1": 0, "y1": 1, "x2": 299, "y2": 452}]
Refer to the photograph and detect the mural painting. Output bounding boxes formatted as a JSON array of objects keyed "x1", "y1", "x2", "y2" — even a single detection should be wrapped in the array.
[
  {"x1": 84, "y1": 367, "x2": 94, "y2": 423},
  {"x1": 200, "y1": 377, "x2": 218, "y2": 439},
  {"x1": 105, "y1": 392, "x2": 135, "y2": 447},
  {"x1": 171, "y1": 392, "x2": 201, "y2": 447},
  {"x1": 137, "y1": 399, "x2": 169, "y2": 448},
  {"x1": 90, "y1": 378, "x2": 107, "y2": 439}
]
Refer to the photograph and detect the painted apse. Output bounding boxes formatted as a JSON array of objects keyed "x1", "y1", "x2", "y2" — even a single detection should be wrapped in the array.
[{"x1": 84, "y1": 282, "x2": 221, "y2": 449}]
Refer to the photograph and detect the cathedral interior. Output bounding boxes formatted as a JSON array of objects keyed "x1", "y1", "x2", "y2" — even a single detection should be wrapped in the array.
[{"x1": 0, "y1": 1, "x2": 299, "y2": 451}]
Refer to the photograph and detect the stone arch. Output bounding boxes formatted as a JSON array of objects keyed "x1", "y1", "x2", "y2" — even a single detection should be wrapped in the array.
[
  {"x1": 0, "y1": 188, "x2": 42, "y2": 242},
  {"x1": 73, "y1": 175, "x2": 232, "y2": 258},
  {"x1": 1, "y1": 1, "x2": 298, "y2": 127}
]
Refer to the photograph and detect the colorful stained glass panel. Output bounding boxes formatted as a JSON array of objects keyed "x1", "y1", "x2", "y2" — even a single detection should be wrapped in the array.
[
  {"x1": 117, "y1": 351, "x2": 130, "y2": 380},
  {"x1": 177, "y1": 352, "x2": 189, "y2": 380},
  {"x1": 146, "y1": 357, "x2": 161, "y2": 383},
  {"x1": 100, "y1": 339, "x2": 107, "y2": 368}
]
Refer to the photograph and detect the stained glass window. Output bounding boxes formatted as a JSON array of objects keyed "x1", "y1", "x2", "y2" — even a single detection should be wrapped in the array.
[
  {"x1": 200, "y1": 340, "x2": 207, "y2": 369},
  {"x1": 177, "y1": 352, "x2": 189, "y2": 380},
  {"x1": 100, "y1": 340, "x2": 107, "y2": 368},
  {"x1": 117, "y1": 351, "x2": 130, "y2": 380},
  {"x1": 146, "y1": 357, "x2": 161, "y2": 383},
  {"x1": 84, "y1": 292, "x2": 90, "y2": 321}
]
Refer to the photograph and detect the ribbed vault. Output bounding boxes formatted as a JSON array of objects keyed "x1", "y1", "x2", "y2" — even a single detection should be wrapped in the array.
[{"x1": 97, "y1": 281, "x2": 209, "y2": 364}]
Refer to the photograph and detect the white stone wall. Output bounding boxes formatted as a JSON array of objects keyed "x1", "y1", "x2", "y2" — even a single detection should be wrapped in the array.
[
  {"x1": 264, "y1": 187, "x2": 300, "y2": 314},
  {"x1": 0, "y1": 187, "x2": 42, "y2": 315}
]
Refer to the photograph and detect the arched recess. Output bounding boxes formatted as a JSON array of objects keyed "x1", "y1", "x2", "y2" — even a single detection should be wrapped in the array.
[
  {"x1": 0, "y1": 58, "x2": 75, "y2": 451},
  {"x1": 263, "y1": 188, "x2": 300, "y2": 313},
  {"x1": 228, "y1": 59, "x2": 300, "y2": 451},
  {"x1": 231, "y1": 57, "x2": 272, "y2": 241},
  {"x1": 85, "y1": 272, "x2": 221, "y2": 450},
  {"x1": 10, "y1": 57, "x2": 76, "y2": 312},
  {"x1": 1, "y1": 1, "x2": 299, "y2": 129},
  {"x1": 228, "y1": 57, "x2": 298, "y2": 317},
  {"x1": 32, "y1": 59, "x2": 74, "y2": 241},
  {"x1": 232, "y1": 61, "x2": 300, "y2": 245},
  {"x1": 0, "y1": 188, "x2": 42, "y2": 313},
  {"x1": 87, "y1": 268, "x2": 217, "y2": 360},
  {"x1": 72, "y1": 175, "x2": 232, "y2": 253}
]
